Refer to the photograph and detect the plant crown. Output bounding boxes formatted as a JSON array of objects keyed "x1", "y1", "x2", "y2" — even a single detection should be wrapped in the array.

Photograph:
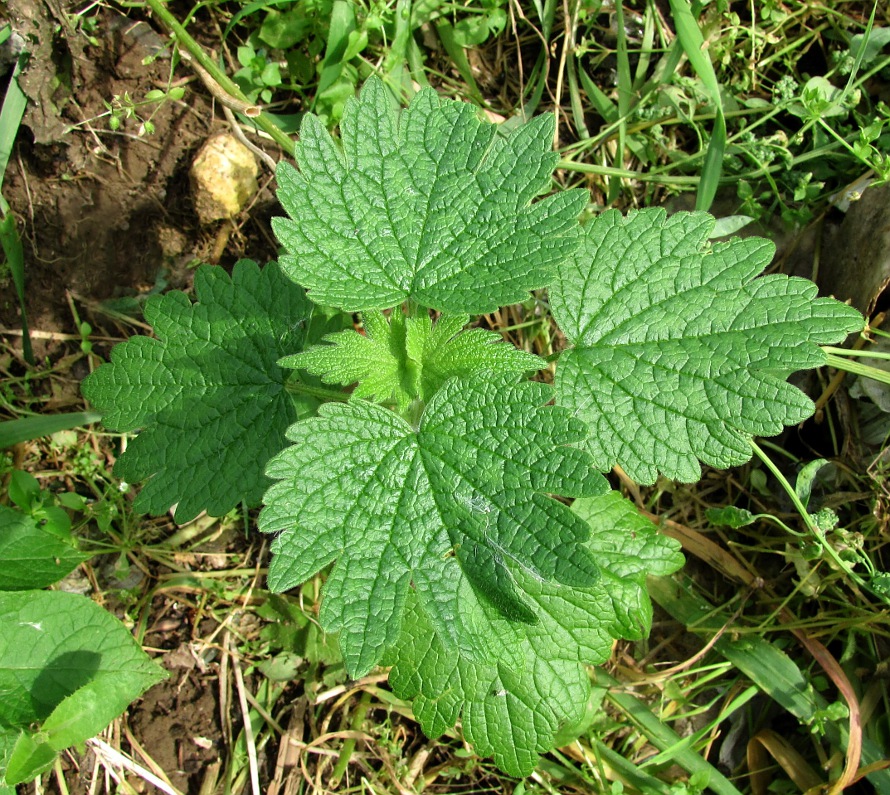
[{"x1": 82, "y1": 77, "x2": 864, "y2": 776}]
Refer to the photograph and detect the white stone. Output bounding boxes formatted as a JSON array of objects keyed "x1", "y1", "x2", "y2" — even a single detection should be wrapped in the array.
[{"x1": 190, "y1": 133, "x2": 259, "y2": 224}]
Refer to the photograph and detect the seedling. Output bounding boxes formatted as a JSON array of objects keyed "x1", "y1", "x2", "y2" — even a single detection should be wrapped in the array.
[{"x1": 82, "y1": 78, "x2": 863, "y2": 776}]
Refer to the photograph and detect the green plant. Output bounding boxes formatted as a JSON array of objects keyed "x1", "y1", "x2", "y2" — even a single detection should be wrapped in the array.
[
  {"x1": 81, "y1": 77, "x2": 865, "y2": 776},
  {"x1": 0, "y1": 471, "x2": 165, "y2": 789},
  {"x1": 0, "y1": 24, "x2": 31, "y2": 364},
  {"x1": 104, "y1": 86, "x2": 186, "y2": 136},
  {"x1": 559, "y1": 3, "x2": 890, "y2": 224}
]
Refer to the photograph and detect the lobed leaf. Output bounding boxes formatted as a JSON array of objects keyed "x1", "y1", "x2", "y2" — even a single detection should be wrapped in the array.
[
  {"x1": 273, "y1": 77, "x2": 587, "y2": 313},
  {"x1": 551, "y1": 209, "x2": 864, "y2": 483},
  {"x1": 82, "y1": 260, "x2": 310, "y2": 522},
  {"x1": 384, "y1": 490, "x2": 683, "y2": 776},
  {"x1": 260, "y1": 373, "x2": 607, "y2": 677},
  {"x1": 284, "y1": 310, "x2": 543, "y2": 409}
]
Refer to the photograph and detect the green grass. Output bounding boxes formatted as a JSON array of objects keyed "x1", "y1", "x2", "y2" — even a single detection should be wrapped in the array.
[{"x1": 0, "y1": 25, "x2": 31, "y2": 365}]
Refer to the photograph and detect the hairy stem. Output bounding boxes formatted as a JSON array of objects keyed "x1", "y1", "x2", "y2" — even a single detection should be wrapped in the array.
[{"x1": 284, "y1": 379, "x2": 350, "y2": 402}]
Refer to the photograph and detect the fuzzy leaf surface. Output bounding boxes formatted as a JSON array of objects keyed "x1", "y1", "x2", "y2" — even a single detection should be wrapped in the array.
[
  {"x1": 551, "y1": 209, "x2": 864, "y2": 483},
  {"x1": 260, "y1": 373, "x2": 606, "y2": 677},
  {"x1": 273, "y1": 77, "x2": 587, "y2": 313},
  {"x1": 82, "y1": 261, "x2": 310, "y2": 522},
  {"x1": 284, "y1": 311, "x2": 542, "y2": 408},
  {"x1": 384, "y1": 490, "x2": 683, "y2": 776}
]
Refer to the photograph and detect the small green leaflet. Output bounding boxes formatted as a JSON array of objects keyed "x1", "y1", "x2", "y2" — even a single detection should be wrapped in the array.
[
  {"x1": 0, "y1": 505, "x2": 88, "y2": 590},
  {"x1": 260, "y1": 373, "x2": 606, "y2": 677},
  {"x1": 551, "y1": 209, "x2": 864, "y2": 483},
  {"x1": 283, "y1": 310, "x2": 543, "y2": 409},
  {"x1": 384, "y1": 490, "x2": 683, "y2": 777},
  {"x1": 273, "y1": 77, "x2": 587, "y2": 313},
  {"x1": 82, "y1": 260, "x2": 310, "y2": 522}
]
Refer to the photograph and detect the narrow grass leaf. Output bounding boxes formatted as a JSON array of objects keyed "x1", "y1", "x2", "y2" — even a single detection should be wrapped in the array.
[
  {"x1": 610, "y1": 1, "x2": 633, "y2": 204},
  {"x1": 0, "y1": 411, "x2": 102, "y2": 448},
  {"x1": 578, "y1": 65, "x2": 618, "y2": 122},
  {"x1": 0, "y1": 52, "x2": 30, "y2": 363},
  {"x1": 382, "y1": 0, "x2": 412, "y2": 86},
  {"x1": 590, "y1": 740, "x2": 672, "y2": 794},
  {"x1": 668, "y1": 0, "x2": 726, "y2": 211},
  {"x1": 843, "y1": 2, "x2": 879, "y2": 95},
  {"x1": 748, "y1": 728, "x2": 823, "y2": 794},
  {"x1": 0, "y1": 58, "x2": 26, "y2": 188},
  {"x1": 0, "y1": 215, "x2": 31, "y2": 366},
  {"x1": 596, "y1": 668, "x2": 744, "y2": 795},
  {"x1": 317, "y1": 0, "x2": 355, "y2": 98},
  {"x1": 566, "y1": 55, "x2": 589, "y2": 139},
  {"x1": 649, "y1": 575, "x2": 890, "y2": 792},
  {"x1": 434, "y1": 21, "x2": 481, "y2": 101}
]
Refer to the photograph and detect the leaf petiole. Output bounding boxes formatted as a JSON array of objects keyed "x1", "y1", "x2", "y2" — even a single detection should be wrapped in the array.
[{"x1": 284, "y1": 379, "x2": 350, "y2": 402}]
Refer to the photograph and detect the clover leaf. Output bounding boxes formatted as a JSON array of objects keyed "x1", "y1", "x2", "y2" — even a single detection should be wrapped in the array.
[
  {"x1": 551, "y1": 209, "x2": 864, "y2": 483},
  {"x1": 82, "y1": 260, "x2": 310, "y2": 522},
  {"x1": 260, "y1": 373, "x2": 607, "y2": 677},
  {"x1": 273, "y1": 77, "x2": 587, "y2": 313},
  {"x1": 384, "y1": 490, "x2": 683, "y2": 776}
]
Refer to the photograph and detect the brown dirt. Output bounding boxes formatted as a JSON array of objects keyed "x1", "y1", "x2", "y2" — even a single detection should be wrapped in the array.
[
  {"x1": 0, "y1": 0, "x2": 278, "y2": 361},
  {"x1": 126, "y1": 663, "x2": 223, "y2": 792}
]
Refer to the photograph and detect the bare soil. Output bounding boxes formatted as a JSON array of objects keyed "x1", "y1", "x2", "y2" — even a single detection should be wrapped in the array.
[{"x1": 1, "y1": 0, "x2": 278, "y2": 359}]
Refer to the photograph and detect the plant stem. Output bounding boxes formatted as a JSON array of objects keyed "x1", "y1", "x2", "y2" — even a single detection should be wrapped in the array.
[
  {"x1": 284, "y1": 380, "x2": 349, "y2": 402},
  {"x1": 142, "y1": 0, "x2": 296, "y2": 156},
  {"x1": 824, "y1": 346, "x2": 890, "y2": 360},
  {"x1": 825, "y1": 353, "x2": 890, "y2": 385},
  {"x1": 750, "y1": 441, "x2": 886, "y2": 603}
]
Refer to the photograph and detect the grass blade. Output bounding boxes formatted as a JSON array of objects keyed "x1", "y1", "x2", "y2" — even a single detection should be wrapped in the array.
[
  {"x1": 577, "y1": 65, "x2": 618, "y2": 123},
  {"x1": 589, "y1": 739, "x2": 672, "y2": 793},
  {"x1": 609, "y1": 1, "x2": 633, "y2": 204},
  {"x1": 434, "y1": 19, "x2": 481, "y2": 102},
  {"x1": 0, "y1": 57, "x2": 25, "y2": 187},
  {"x1": 668, "y1": 0, "x2": 726, "y2": 211},
  {"x1": 0, "y1": 412, "x2": 103, "y2": 448},
  {"x1": 0, "y1": 213, "x2": 31, "y2": 365},
  {"x1": 649, "y1": 574, "x2": 890, "y2": 793},
  {"x1": 0, "y1": 52, "x2": 31, "y2": 364},
  {"x1": 595, "y1": 668, "x2": 744, "y2": 795},
  {"x1": 316, "y1": 0, "x2": 355, "y2": 98}
]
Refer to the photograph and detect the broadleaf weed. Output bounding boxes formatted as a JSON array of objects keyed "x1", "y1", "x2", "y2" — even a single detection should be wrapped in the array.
[{"x1": 77, "y1": 75, "x2": 874, "y2": 777}]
